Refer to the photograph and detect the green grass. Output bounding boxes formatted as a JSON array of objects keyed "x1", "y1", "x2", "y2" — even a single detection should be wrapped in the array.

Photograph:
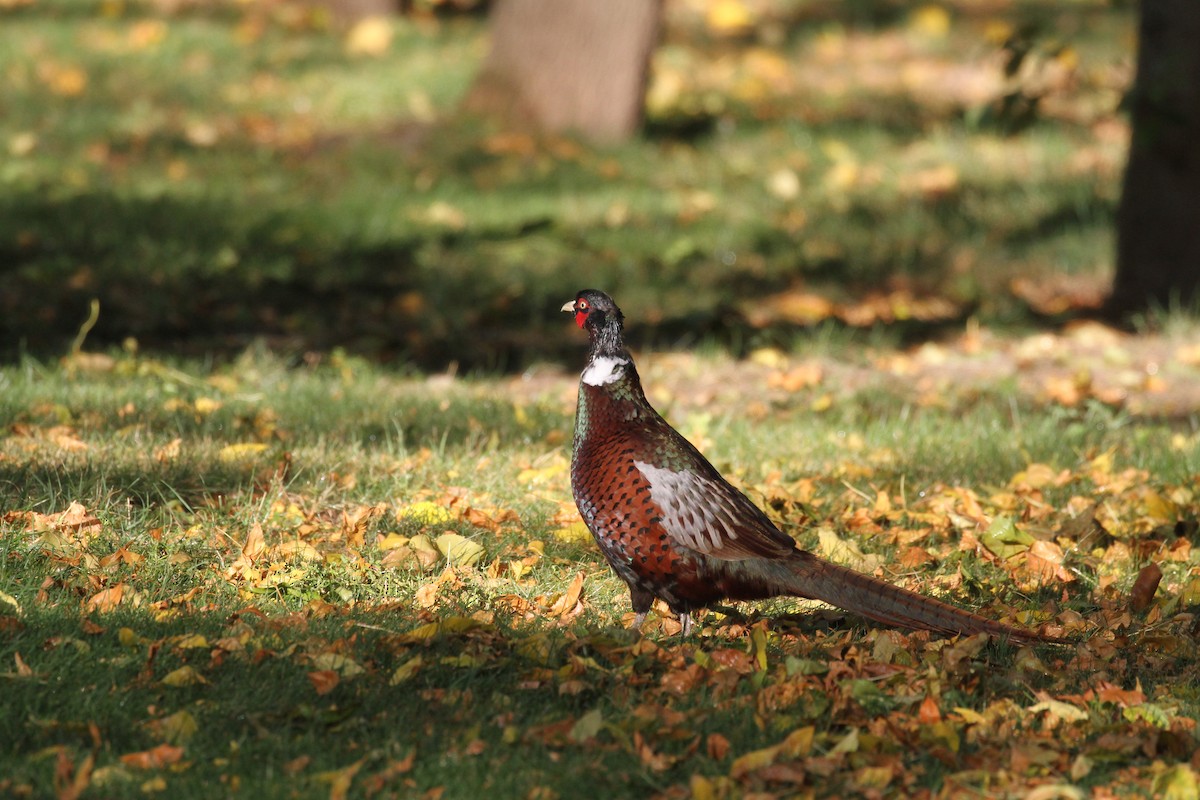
[
  {"x1": 2, "y1": 0, "x2": 1131, "y2": 366},
  {"x1": 5, "y1": 1, "x2": 1197, "y2": 796},
  {"x1": 3, "y1": 345, "x2": 1200, "y2": 797}
]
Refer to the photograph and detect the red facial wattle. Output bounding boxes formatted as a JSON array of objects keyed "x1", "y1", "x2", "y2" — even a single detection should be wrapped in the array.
[{"x1": 574, "y1": 308, "x2": 588, "y2": 328}]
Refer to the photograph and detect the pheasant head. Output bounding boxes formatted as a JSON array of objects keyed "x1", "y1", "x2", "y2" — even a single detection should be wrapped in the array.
[{"x1": 561, "y1": 290, "x2": 632, "y2": 386}]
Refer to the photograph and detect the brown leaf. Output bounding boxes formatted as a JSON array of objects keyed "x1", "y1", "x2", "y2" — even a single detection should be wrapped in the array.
[
  {"x1": 633, "y1": 731, "x2": 676, "y2": 772},
  {"x1": 241, "y1": 523, "x2": 266, "y2": 561},
  {"x1": 284, "y1": 755, "x2": 311, "y2": 775},
  {"x1": 707, "y1": 732, "x2": 731, "y2": 760},
  {"x1": 360, "y1": 751, "x2": 415, "y2": 795},
  {"x1": 1130, "y1": 563, "x2": 1163, "y2": 612},
  {"x1": 547, "y1": 571, "x2": 585, "y2": 619}
]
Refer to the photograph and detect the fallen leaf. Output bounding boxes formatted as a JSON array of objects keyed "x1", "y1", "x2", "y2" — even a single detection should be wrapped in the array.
[
  {"x1": 547, "y1": 571, "x2": 585, "y2": 619},
  {"x1": 434, "y1": 533, "x2": 485, "y2": 567},
  {"x1": 1152, "y1": 763, "x2": 1199, "y2": 800},
  {"x1": 1130, "y1": 563, "x2": 1163, "y2": 612},
  {"x1": 398, "y1": 501, "x2": 453, "y2": 526},
  {"x1": 308, "y1": 669, "x2": 340, "y2": 696},
  {"x1": 569, "y1": 709, "x2": 604, "y2": 742},
  {"x1": 86, "y1": 584, "x2": 126, "y2": 613},
  {"x1": 345, "y1": 17, "x2": 393, "y2": 56},
  {"x1": 119, "y1": 744, "x2": 184, "y2": 770},
  {"x1": 14, "y1": 651, "x2": 34, "y2": 677},
  {"x1": 218, "y1": 442, "x2": 269, "y2": 464},
  {"x1": 160, "y1": 666, "x2": 206, "y2": 687},
  {"x1": 390, "y1": 654, "x2": 423, "y2": 685}
]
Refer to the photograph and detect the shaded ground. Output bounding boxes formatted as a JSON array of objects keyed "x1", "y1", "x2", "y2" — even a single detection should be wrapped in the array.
[{"x1": 0, "y1": 0, "x2": 1132, "y2": 368}]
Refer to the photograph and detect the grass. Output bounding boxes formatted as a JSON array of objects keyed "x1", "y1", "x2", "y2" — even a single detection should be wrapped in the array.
[
  {"x1": 4, "y1": 0, "x2": 1198, "y2": 796},
  {"x1": 2, "y1": 0, "x2": 1131, "y2": 366},
  {"x1": 3, "y1": 342, "x2": 1200, "y2": 797}
]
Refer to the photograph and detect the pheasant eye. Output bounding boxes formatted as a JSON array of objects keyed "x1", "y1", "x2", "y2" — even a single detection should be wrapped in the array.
[{"x1": 577, "y1": 301, "x2": 589, "y2": 311}]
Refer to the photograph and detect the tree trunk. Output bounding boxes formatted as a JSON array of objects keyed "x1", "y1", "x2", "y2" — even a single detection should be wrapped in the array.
[
  {"x1": 464, "y1": 0, "x2": 662, "y2": 142},
  {"x1": 1108, "y1": 0, "x2": 1200, "y2": 317}
]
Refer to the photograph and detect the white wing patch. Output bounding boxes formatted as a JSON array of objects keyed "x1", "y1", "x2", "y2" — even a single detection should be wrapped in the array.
[
  {"x1": 634, "y1": 461, "x2": 743, "y2": 554},
  {"x1": 581, "y1": 355, "x2": 629, "y2": 386}
]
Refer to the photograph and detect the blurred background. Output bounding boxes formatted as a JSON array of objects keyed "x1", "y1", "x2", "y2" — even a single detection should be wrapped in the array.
[{"x1": 1, "y1": 0, "x2": 1172, "y2": 370}]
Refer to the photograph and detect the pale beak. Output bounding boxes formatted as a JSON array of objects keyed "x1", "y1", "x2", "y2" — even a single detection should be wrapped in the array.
[{"x1": 560, "y1": 300, "x2": 576, "y2": 313}]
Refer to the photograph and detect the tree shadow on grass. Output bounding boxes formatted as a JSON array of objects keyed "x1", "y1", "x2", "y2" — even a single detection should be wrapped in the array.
[{"x1": 0, "y1": 171, "x2": 1114, "y2": 372}]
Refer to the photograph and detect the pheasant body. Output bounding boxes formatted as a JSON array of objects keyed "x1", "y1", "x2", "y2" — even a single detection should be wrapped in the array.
[{"x1": 563, "y1": 290, "x2": 1057, "y2": 643}]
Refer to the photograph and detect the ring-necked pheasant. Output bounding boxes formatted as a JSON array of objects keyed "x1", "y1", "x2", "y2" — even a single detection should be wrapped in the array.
[{"x1": 562, "y1": 289, "x2": 1059, "y2": 643}]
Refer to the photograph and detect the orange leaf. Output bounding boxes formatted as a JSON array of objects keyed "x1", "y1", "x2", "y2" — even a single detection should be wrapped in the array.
[
  {"x1": 120, "y1": 743, "x2": 184, "y2": 770},
  {"x1": 918, "y1": 695, "x2": 942, "y2": 724},
  {"x1": 86, "y1": 583, "x2": 126, "y2": 613},
  {"x1": 308, "y1": 669, "x2": 340, "y2": 696}
]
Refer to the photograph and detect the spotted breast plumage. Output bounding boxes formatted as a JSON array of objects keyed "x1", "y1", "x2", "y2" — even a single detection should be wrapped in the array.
[{"x1": 563, "y1": 289, "x2": 1060, "y2": 643}]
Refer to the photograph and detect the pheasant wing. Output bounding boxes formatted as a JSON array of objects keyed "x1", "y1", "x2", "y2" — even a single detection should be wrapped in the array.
[{"x1": 634, "y1": 460, "x2": 795, "y2": 560}]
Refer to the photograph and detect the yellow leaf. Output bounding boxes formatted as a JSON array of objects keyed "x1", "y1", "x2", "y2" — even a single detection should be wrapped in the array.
[
  {"x1": 390, "y1": 654, "x2": 423, "y2": 685},
  {"x1": 706, "y1": 0, "x2": 754, "y2": 35},
  {"x1": 311, "y1": 653, "x2": 365, "y2": 677},
  {"x1": 551, "y1": 521, "x2": 592, "y2": 545},
  {"x1": 193, "y1": 397, "x2": 221, "y2": 415},
  {"x1": 424, "y1": 201, "x2": 466, "y2": 230},
  {"x1": 730, "y1": 744, "x2": 780, "y2": 778},
  {"x1": 154, "y1": 438, "x2": 182, "y2": 463},
  {"x1": 160, "y1": 666, "x2": 206, "y2": 687},
  {"x1": 175, "y1": 634, "x2": 208, "y2": 649},
  {"x1": 979, "y1": 516, "x2": 1033, "y2": 559},
  {"x1": 824, "y1": 160, "x2": 860, "y2": 193},
  {"x1": 569, "y1": 709, "x2": 604, "y2": 742},
  {"x1": 345, "y1": 16, "x2": 393, "y2": 56},
  {"x1": 690, "y1": 775, "x2": 717, "y2": 800},
  {"x1": 984, "y1": 19, "x2": 1013, "y2": 45},
  {"x1": 766, "y1": 168, "x2": 801, "y2": 200},
  {"x1": 128, "y1": 20, "x2": 167, "y2": 49},
  {"x1": 397, "y1": 501, "x2": 453, "y2": 526},
  {"x1": 403, "y1": 621, "x2": 442, "y2": 641},
  {"x1": 377, "y1": 532, "x2": 410, "y2": 551},
  {"x1": 1141, "y1": 489, "x2": 1176, "y2": 522},
  {"x1": 156, "y1": 710, "x2": 198, "y2": 745},
  {"x1": 908, "y1": 5, "x2": 950, "y2": 38},
  {"x1": 952, "y1": 707, "x2": 988, "y2": 725},
  {"x1": 218, "y1": 442, "x2": 268, "y2": 463},
  {"x1": 1154, "y1": 764, "x2": 1199, "y2": 800},
  {"x1": 435, "y1": 533, "x2": 485, "y2": 567},
  {"x1": 1028, "y1": 698, "x2": 1089, "y2": 723},
  {"x1": 0, "y1": 591, "x2": 21, "y2": 615},
  {"x1": 816, "y1": 528, "x2": 877, "y2": 571},
  {"x1": 47, "y1": 65, "x2": 88, "y2": 97},
  {"x1": 779, "y1": 726, "x2": 814, "y2": 758}
]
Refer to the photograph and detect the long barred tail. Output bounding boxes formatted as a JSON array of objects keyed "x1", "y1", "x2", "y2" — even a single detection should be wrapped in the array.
[{"x1": 784, "y1": 551, "x2": 1063, "y2": 645}]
